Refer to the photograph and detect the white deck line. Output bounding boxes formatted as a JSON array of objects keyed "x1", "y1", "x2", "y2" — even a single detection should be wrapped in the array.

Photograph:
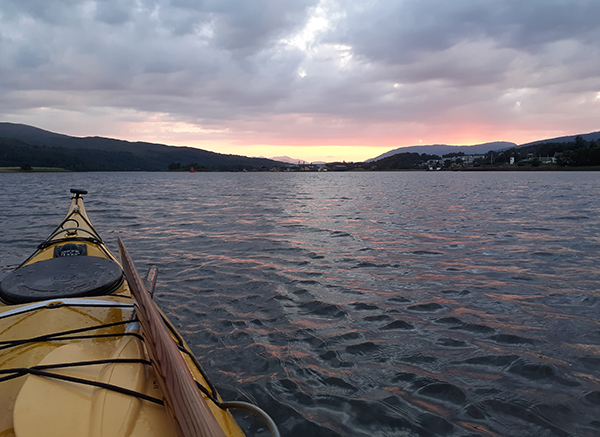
[{"x1": 0, "y1": 298, "x2": 134, "y2": 319}]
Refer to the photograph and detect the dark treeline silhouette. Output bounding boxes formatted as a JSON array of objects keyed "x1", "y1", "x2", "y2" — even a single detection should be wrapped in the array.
[
  {"x1": 472, "y1": 136, "x2": 600, "y2": 167},
  {"x1": 0, "y1": 137, "x2": 278, "y2": 171}
]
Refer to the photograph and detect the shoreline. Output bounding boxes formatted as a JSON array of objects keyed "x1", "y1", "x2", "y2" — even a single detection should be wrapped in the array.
[
  {"x1": 0, "y1": 167, "x2": 70, "y2": 173},
  {"x1": 2, "y1": 166, "x2": 600, "y2": 173}
]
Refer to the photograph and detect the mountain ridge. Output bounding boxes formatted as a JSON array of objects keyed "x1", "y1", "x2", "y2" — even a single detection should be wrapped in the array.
[
  {"x1": 0, "y1": 122, "x2": 281, "y2": 171},
  {"x1": 366, "y1": 141, "x2": 517, "y2": 162},
  {"x1": 518, "y1": 131, "x2": 600, "y2": 147},
  {"x1": 365, "y1": 132, "x2": 600, "y2": 162}
]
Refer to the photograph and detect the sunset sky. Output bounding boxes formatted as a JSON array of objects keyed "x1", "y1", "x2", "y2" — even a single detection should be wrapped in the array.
[{"x1": 1, "y1": 0, "x2": 600, "y2": 162}]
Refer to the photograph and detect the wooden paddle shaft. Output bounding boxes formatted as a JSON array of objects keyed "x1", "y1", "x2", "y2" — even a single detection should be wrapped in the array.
[{"x1": 119, "y1": 238, "x2": 227, "y2": 437}]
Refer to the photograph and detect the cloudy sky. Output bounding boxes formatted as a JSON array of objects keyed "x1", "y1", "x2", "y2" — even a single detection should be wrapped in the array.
[{"x1": 1, "y1": 0, "x2": 600, "y2": 162}]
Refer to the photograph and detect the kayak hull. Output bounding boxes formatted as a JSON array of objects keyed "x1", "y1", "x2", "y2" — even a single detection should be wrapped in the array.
[{"x1": 0, "y1": 191, "x2": 246, "y2": 437}]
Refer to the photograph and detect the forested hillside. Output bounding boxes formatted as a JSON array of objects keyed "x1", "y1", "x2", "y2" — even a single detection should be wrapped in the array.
[{"x1": 0, "y1": 123, "x2": 278, "y2": 171}]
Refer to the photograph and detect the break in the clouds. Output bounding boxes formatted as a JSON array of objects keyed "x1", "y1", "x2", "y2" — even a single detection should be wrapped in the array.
[{"x1": 1, "y1": 0, "x2": 600, "y2": 161}]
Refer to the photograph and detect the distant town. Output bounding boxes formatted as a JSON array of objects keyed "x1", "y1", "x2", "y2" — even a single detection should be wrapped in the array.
[{"x1": 268, "y1": 135, "x2": 599, "y2": 172}]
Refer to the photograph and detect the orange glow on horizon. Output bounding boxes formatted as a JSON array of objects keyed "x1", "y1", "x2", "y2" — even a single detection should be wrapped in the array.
[
  {"x1": 151, "y1": 131, "x2": 544, "y2": 163},
  {"x1": 49, "y1": 115, "x2": 593, "y2": 163},
  {"x1": 113, "y1": 117, "x2": 548, "y2": 162}
]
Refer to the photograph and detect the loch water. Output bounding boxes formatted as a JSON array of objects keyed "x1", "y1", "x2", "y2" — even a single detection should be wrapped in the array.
[{"x1": 1, "y1": 171, "x2": 600, "y2": 437}]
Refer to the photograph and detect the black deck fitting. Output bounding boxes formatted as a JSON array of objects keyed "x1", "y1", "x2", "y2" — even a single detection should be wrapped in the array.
[{"x1": 70, "y1": 189, "x2": 88, "y2": 197}]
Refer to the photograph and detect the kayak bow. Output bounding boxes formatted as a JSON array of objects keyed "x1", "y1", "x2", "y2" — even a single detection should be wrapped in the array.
[{"x1": 0, "y1": 189, "x2": 278, "y2": 437}]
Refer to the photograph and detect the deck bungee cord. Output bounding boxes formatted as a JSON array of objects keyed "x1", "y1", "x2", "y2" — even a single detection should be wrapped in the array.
[
  {"x1": 0, "y1": 359, "x2": 162, "y2": 404},
  {"x1": 0, "y1": 318, "x2": 143, "y2": 351}
]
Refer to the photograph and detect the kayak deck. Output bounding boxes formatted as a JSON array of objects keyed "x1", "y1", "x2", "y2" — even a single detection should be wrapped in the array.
[
  {"x1": 0, "y1": 190, "x2": 260, "y2": 437},
  {"x1": 1, "y1": 295, "x2": 174, "y2": 437}
]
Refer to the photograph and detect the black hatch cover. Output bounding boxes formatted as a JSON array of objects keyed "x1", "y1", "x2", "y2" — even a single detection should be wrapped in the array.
[{"x1": 0, "y1": 256, "x2": 123, "y2": 304}]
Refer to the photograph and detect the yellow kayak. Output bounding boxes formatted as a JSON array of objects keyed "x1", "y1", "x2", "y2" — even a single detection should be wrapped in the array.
[{"x1": 0, "y1": 189, "x2": 278, "y2": 437}]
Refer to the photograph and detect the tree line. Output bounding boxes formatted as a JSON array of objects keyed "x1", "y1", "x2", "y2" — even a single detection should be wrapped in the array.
[
  {"x1": 472, "y1": 136, "x2": 600, "y2": 168},
  {"x1": 0, "y1": 138, "x2": 278, "y2": 171}
]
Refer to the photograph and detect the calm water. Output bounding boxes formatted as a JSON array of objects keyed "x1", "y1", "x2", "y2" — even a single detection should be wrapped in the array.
[{"x1": 1, "y1": 171, "x2": 600, "y2": 436}]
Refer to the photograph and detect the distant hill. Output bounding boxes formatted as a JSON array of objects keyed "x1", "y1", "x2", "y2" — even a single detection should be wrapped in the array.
[
  {"x1": 366, "y1": 131, "x2": 600, "y2": 163},
  {"x1": 270, "y1": 156, "x2": 307, "y2": 164},
  {"x1": 518, "y1": 131, "x2": 600, "y2": 147},
  {"x1": 366, "y1": 141, "x2": 516, "y2": 162},
  {"x1": 0, "y1": 123, "x2": 279, "y2": 171},
  {"x1": 270, "y1": 156, "x2": 326, "y2": 165}
]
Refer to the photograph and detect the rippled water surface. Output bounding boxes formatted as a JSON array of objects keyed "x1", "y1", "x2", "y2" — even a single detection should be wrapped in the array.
[{"x1": 1, "y1": 171, "x2": 600, "y2": 436}]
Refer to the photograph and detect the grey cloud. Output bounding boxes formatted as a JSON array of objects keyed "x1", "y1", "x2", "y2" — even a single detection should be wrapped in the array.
[
  {"x1": 155, "y1": 0, "x2": 318, "y2": 52},
  {"x1": 210, "y1": 0, "x2": 317, "y2": 52},
  {"x1": 333, "y1": 0, "x2": 600, "y2": 64},
  {"x1": 94, "y1": 0, "x2": 135, "y2": 25},
  {"x1": 0, "y1": 0, "x2": 599, "y2": 149},
  {"x1": 303, "y1": 0, "x2": 600, "y2": 120},
  {"x1": 5, "y1": 0, "x2": 85, "y2": 25}
]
